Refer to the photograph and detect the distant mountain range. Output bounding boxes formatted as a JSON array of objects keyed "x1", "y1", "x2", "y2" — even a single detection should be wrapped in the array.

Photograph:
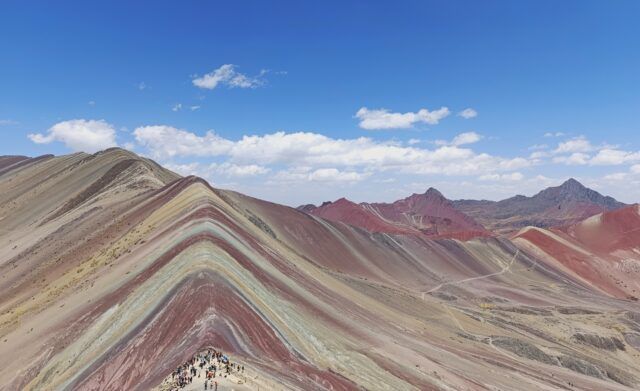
[
  {"x1": 301, "y1": 188, "x2": 490, "y2": 240},
  {"x1": 454, "y1": 178, "x2": 627, "y2": 234},
  {"x1": 300, "y1": 178, "x2": 628, "y2": 237},
  {"x1": 2, "y1": 149, "x2": 640, "y2": 390}
]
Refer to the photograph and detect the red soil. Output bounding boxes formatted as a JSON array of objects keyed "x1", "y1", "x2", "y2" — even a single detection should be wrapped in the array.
[
  {"x1": 307, "y1": 190, "x2": 490, "y2": 240},
  {"x1": 562, "y1": 204, "x2": 640, "y2": 254},
  {"x1": 516, "y1": 228, "x2": 627, "y2": 298}
]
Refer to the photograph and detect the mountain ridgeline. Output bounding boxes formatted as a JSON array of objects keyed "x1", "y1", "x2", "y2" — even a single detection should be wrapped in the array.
[
  {"x1": 454, "y1": 178, "x2": 627, "y2": 233},
  {"x1": 1, "y1": 150, "x2": 639, "y2": 390},
  {"x1": 302, "y1": 178, "x2": 627, "y2": 236}
]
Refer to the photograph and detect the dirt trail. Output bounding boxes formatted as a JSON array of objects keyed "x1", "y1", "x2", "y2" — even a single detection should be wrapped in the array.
[{"x1": 421, "y1": 249, "x2": 520, "y2": 299}]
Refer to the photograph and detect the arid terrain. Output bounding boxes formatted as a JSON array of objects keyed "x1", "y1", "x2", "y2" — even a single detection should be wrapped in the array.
[{"x1": 1, "y1": 149, "x2": 639, "y2": 390}]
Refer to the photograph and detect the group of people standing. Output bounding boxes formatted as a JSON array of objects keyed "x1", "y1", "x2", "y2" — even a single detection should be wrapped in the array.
[{"x1": 167, "y1": 348, "x2": 245, "y2": 390}]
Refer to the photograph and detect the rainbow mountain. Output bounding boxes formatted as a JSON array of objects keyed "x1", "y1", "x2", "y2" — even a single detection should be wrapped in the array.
[{"x1": 1, "y1": 149, "x2": 639, "y2": 390}]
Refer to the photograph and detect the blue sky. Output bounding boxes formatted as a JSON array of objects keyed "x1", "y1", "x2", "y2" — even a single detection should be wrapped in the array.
[{"x1": 1, "y1": 1, "x2": 640, "y2": 205}]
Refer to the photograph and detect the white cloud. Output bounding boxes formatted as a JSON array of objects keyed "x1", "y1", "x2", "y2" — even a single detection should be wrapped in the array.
[
  {"x1": 478, "y1": 172, "x2": 524, "y2": 182},
  {"x1": 451, "y1": 132, "x2": 482, "y2": 146},
  {"x1": 407, "y1": 138, "x2": 421, "y2": 145},
  {"x1": 552, "y1": 152, "x2": 590, "y2": 165},
  {"x1": 133, "y1": 126, "x2": 233, "y2": 159},
  {"x1": 138, "y1": 82, "x2": 147, "y2": 90},
  {"x1": 192, "y1": 64, "x2": 266, "y2": 90},
  {"x1": 190, "y1": 105, "x2": 201, "y2": 111},
  {"x1": 164, "y1": 162, "x2": 202, "y2": 176},
  {"x1": 589, "y1": 148, "x2": 640, "y2": 166},
  {"x1": 554, "y1": 136, "x2": 592, "y2": 154},
  {"x1": 28, "y1": 119, "x2": 117, "y2": 153},
  {"x1": 133, "y1": 127, "x2": 531, "y2": 178},
  {"x1": 172, "y1": 103, "x2": 182, "y2": 112},
  {"x1": 544, "y1": 132, "x2": 566, "y2": 138},
  {"x1": 273, "y1": 167, "x2": 369, "y2": 183},
  {"x1": 458, "y1": 108, "x2": 477, "y2": 119},
  {"x1": 434, "y1": 132, "x2": 482, "y2": 147},
  {"x1": 355, "y1": 106, "x2": 450, "y2": 130},
  {"x1": 604, "y1": 164, "x2": 640, "y2": 186},
  {"x1": 529, "y1": 150, "x2": 550, "y2": 160},
  {"x1": 604, "y1": 172, "x2": 628, "y2": 181},
  {"x1": 88, "y1": 100, "x2": 96, "y2": 106},
  {"x1": 308, "y1": 168, "x2": 368, "y2": 182},
  {"x1": 210, "y1": 162, "x2": 270, "y2": 177},
  {"x1": 0, "y1": 119, "x2": 18, "y2": 126},
  {"x1": 545, "y1": 135, "x2": 640, "y2": 167}
]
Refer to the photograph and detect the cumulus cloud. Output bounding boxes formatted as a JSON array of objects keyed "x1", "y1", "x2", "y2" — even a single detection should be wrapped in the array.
[
  {"x1": 478, "y1": 172, "x2": 524, "y2": 182},
  {"x1": 172, "y1": 103, "x2": 182, "y2": 112},
  {"x1": 604, "y1": 172, "x2": 628, "y2": 181},
  {"x1": 552, "y1": 152, "x2": 590, "y2": 165},
  {"x1": 554, "y1": 136, "x2": 593, "y2": 154},
  {"x1": 192, "y1": 64, "x2": 266, "y2": 90},
  {"x1": 308, "y1": 168, "x2": 369, "y2": 182},
  {"x1": 451, "y1": 132, "x2": 482, "y2": 146},
  {"x1": 549, "y1": 136, "x2": 595, "y2": 165},
  {"x1": 435, "y1": 132, "x2": 482, "y2": 147},
  {"x1": 355, "y1": 106, "x2": 450, "y2": 130},
  {"x1": 211, "y1": 162, "x2": 270, "y2": 177},
  {"x1": 163, "y1": 161, "x2": 269, "y2": 179},
  {"x1": 273, "y1": 167, "x2": 369, "y2": 184},
  {"x1": 458, "y1": 108, "x2": 477, "y2": 119},
  {"x1": 163, "y1": 162, "x2": 202, "y2": 176},
  {"x1": 133, "y1": 127, "x2": 530, "y2": 178},
  {"x1": 529, "y1": 150, "x2": 550, "y2": 160},
  {"x1": 603, "y1": 163, "x2": 640, "y2": 186},
  {"x1": 28, "y1": 119, "x2": 117, "y2": 152},
  {"x1": 548, "y1": 135, "x2": 640, "y2": 167},
  {"x1": 133, "y1": 126, "x2": 233, "y2": 158},
  {"x1": 589, "y1": 148, "x2": 640, "y2": 165}
]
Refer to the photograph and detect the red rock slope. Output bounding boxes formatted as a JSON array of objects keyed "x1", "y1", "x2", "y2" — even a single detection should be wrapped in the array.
[
  {"x1": 304, "y1": 188, "x2": 490, "y2": 239},
  {"x1": 514, "y1": 204, "x2": 640, "y2": 300}
]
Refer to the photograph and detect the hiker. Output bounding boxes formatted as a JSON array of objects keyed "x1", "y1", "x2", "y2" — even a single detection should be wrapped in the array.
[{"x1": 204, "y1": 379, "x2": 208, "y2": 390}]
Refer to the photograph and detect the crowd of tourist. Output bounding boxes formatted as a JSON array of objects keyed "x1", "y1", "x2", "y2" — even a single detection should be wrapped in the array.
[{"x1": 166, "y1": 348, "x2": 245, "y2": 390}]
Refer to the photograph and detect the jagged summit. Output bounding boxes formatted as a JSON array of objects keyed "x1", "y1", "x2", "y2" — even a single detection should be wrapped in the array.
[
  {"x1": 534, "y1": 178, "x2": 624, "y2": 209},
  {"x1": 409, "y1": 187, "x2": 447, "y2": 203},
  {"x1": 424, "y1": 187, "x2": 444, "y2": 196},
  {"x1": 454, "y1": 178, "x2": 627, "y2": 233},
  {"x1": 304, "y1": 187, "x2": 489, "y2": 239}
]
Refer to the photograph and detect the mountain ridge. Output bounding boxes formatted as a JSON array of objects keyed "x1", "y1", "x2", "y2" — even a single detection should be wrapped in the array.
[
  {"x1": 299, "y1": 178, "x2": 627, "y2": 237},
  {"x1": 2, "y1": 149, "x2": 640, "y2": 390},
  {"x1": 303, "y1": 186, "x2": 490, "y2": 239},
  {"x1": 454, "y1": 178, "x2": 627, "y2": 233}
]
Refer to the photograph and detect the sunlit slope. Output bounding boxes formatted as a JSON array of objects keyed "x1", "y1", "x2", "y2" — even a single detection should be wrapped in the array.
[
  {"x1": 0, "y1": 150, "x2": 638, "y2": 390},
  {"x1": 514, "y1": 204, "x2": 640, "y2": 300}
]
